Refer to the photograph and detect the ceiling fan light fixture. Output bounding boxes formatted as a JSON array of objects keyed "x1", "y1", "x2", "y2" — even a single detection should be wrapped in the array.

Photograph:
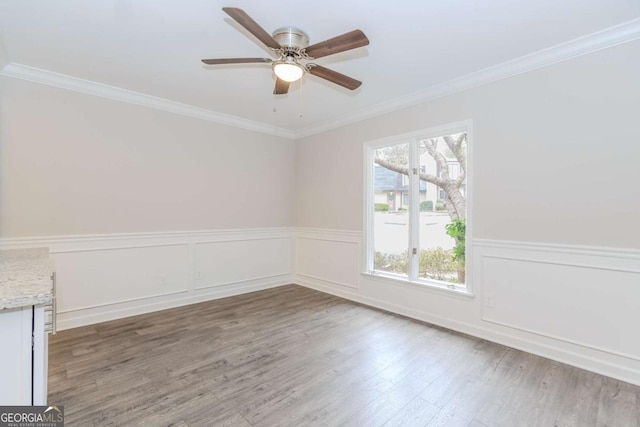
[{"x1": 273, "y1": 60, "x2": 304, "y2": 82}]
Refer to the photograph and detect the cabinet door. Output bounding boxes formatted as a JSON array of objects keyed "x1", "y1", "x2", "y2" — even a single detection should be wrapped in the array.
[
  {"x1": 0, "y1": 306, "x2": 33, "y2": 405},
  {"x1": 33, "y1": 306, "x2": 48, "y2": 405}
]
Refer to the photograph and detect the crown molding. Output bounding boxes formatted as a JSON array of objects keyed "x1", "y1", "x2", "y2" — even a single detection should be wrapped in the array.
[
  {"x1": 294, "y1": 17, "x2": 640, "y2": 139},
  {"x1": 0, "y1": 63, "x2": 297, "y2": 140},
  {"x1": 1, "y1": 18, "x2": 639, "y2": 141}
]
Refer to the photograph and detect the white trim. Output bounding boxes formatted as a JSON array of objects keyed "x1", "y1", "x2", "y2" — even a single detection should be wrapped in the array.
[
  {"x1": 361, "y1": 271, "x2": 474, "y2": 300},
  {"x1": 295, "y1": 275, "x2": 640, "y2": 386},
  {"x1": 1, "y1": 19, "x2": 639, "y2": 140},
  {"x1": 57, "y1": 289, "x2": 189, "y2": 314},
  {"x1": 195, "y1": 273, "x2": 290, "y2": 290},
  {"x1": 0, "y1": 227, "x2": 293, "y2": 248},
  {"x1": 473, "y1": 238, "x2": 640, "y2": 258},
  {"x1": 296, "y1": 273, "x2": 358, "y2": 290},
  {"x1": 295, "y1": 18, "x2": 640, "y2": 138},
  {"x1": 0, "y1": 63, "x2": 297, "y2": 140},
  {"x1": 294, "y1": 234, "x2": 360, "y2": 244},
  {"x1": 294, "y1": 228, "x2": 362, "y2": 238},
  {"x1": 481, "y1": 253, "x2": 640, "y2": 274},
  {"x1": 192, "y1": 235, "x2": 291, "y2": 245},
  {"x1": 51, "y1": 242, "x2": 189, "y2": 254},
  {"x1": 463, "y1": 121, "x2": 474, "y2": 294},
  {"x1": 409, "y1": 139, "x2": 420, "y2": 280},
  {"x1": 363, "y1": 142, "x2": 374, "y2": 272}
]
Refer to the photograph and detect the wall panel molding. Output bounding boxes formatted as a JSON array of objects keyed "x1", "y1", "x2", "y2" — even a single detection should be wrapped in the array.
[
  {"x1": 194, "y1": 237, "x2": 291, "y2": 290},
  {"x1": 473, "y1": 238, "x2": 640, "y2": 258},
  {"x1": 0, "y1": 228, "x2": 294, "y2": 330},
  {"x1": 475, "y1": 240, "x2": 640, "y2": 363},
  {"x1": 57, "y1": 276, "x2": 290, "y2": 331},
  {"x1": 0, "y1": 227, "x2": 293, "y2": 248},
  {"x1": 295, "y1": 229, "x2": 361, "y2": 290}
]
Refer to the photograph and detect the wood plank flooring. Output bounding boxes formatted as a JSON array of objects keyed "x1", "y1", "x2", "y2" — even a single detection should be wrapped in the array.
[{"x1": 49, "y1": 285, "x2": 640, "y2": 426}]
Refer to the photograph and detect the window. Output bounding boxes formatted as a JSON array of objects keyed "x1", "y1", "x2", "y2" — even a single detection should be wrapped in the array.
[{"x1": 366, "y1": 122, "x2": 471, "y2": 291}]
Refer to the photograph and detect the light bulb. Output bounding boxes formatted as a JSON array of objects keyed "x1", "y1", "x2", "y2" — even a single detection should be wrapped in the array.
[{"x1": 273, "y1": 62, "x2": 304, "y2": 82}]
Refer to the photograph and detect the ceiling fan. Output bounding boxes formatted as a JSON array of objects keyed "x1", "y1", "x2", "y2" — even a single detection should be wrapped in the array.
[{"x1": 202, "y1": 7, "x2": 370, "y2": 95}]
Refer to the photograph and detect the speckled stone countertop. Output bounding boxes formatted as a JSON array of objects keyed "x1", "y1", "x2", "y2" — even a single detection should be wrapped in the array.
[{"x1": 0, "y1": 248, "x2": 53, "y2": 310}]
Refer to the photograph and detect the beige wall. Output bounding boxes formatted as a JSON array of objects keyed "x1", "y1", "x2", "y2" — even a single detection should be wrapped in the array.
[
  {"x1": 295, "y1": 40, "x2": 640, "y2": 249},
  {"x1": 0, "y1": 78, "x2": 295, "y2": 237}
]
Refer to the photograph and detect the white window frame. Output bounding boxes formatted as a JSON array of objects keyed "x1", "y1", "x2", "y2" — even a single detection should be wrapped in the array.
[{"x1": 363, "y1": 120, "x2": 474, "y2": 297}]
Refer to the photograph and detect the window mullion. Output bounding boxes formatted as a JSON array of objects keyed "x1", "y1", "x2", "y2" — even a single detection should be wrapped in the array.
[
  {"x1": 408, "y1": 138, "x2": 420, "y2": 281},
  {"x1": 366, "y1": 145, "x2": 374, "y2": 273}
]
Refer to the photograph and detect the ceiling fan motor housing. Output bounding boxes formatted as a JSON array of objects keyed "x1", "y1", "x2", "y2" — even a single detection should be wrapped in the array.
[{"x1": 272, "y1": 27, "x2": 310, "y2": 50}]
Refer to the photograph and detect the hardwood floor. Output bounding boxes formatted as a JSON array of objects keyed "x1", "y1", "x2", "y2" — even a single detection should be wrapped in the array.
[{"x1": 49, "y1": 285, "x2": 640, "y2": 426}]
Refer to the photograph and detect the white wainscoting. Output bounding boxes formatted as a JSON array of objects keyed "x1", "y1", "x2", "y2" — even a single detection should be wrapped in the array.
[
  {"x1": 195, "y1": 237, "x2": 290, "y2": 289},
  {"x1": 0, "y1": 228, "x2": 293, "y2": 330},
  {"x1": 293, "y1": 228, "x2": 640, "y2": 386},
  {"x1": 3, "y1": 226, "x2": 640, "y2": 384},
  {"x1": 54, "y1": 244, "x2": 190, "y2": 313},
  {"x1": 295, "y1": 228, "x2": 362, "y2": 289},
  {"x1": 476, "y1": 240, "x2": 640, "y2": 362}
]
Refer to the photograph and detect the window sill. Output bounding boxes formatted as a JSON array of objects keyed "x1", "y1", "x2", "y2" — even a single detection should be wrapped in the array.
[{"x1": 361, "y1": 271, "x2": 475, "y2": 300}]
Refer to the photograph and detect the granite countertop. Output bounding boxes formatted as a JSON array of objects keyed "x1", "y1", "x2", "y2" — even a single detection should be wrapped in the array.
[{"x1": 0, "y1": 248, "x2": 53, "y2": 310}]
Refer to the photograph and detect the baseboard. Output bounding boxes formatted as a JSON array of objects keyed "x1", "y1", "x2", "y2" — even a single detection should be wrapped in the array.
[
  {"x1": 58, "y1": 275, "x2": 292, "y2": 330},
  {"x1": 294, "y1": 275, "x2": 640, "y2": 386}
]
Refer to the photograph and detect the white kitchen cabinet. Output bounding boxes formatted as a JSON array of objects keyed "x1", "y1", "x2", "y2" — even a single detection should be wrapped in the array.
[
  {"x1": 0, "y1": 248, "x2": 55, "y2": 405},
  {"x1": 0, "y1": 305, "x2": 48, "y2": 405}
]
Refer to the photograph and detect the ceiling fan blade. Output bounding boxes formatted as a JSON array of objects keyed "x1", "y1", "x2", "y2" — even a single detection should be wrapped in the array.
[
  {"x1": 222, "y1": 7, "x2": 281, "y2": 50},
  {"x1": 202, "y1": 58, "x2": 272, "y2": 65},
  {"x1": 304, "y1": 30, "x2": 369, "y2": 59},
  {"x1": 307, "y1": 65, "x2": 362, "y2": 90},
  {"x1": 274, "y1": 78, "x2": 290, "y2": 95}
]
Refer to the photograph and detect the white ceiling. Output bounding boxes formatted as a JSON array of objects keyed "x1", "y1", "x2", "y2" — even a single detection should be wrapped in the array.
[{"x1": 1, "y1": 0, "x2": 639, "y2": 134}]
